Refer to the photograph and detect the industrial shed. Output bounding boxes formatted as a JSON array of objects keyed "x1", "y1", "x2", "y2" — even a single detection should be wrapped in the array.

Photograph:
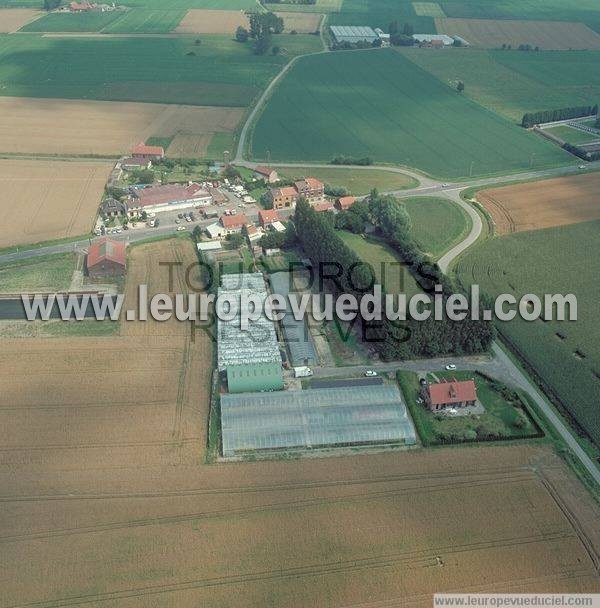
[
  {"x1": 218, "y1": 273, "x2": 283, "y2": 393},
  {"x1": 269, "y1": 272, "x2": 317, "y2": 367},
  {"x1": 220, "y1": 385, "x2": 417, "y2": 457},
  {"x1": 330, "y1": 25, "x2": 378, "y2": 44}
]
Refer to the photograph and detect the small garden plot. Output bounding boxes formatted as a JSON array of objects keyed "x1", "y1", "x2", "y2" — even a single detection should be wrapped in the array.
[{"x1": 397, "y1": 370, "x2": 542, "y2": 446}]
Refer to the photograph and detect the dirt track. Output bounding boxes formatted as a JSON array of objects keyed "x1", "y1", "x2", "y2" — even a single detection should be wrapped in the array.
[
  {"x1": 0, "y1": 239, "x2": 598, "y2": 606},
  {"x1": 0, "y1": 158, "x2": 112, "y2": 248},
  {"x1": 478, "y1": 171, "x2": 600, "y2": 235}
]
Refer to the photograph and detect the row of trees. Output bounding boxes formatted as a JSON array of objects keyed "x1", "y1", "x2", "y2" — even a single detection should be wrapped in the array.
[
  {"x1": 522, "y1": 104, "x2": 598, "y2": 128},
  {"x1": 293, "y1": 195, "x2": 495, "y2": 360},
  {"x1": 563, "y1": 142, "x2": 600, "y2": 162},
  {"x1": 331, "y1": 155, "x2": 374, "y2": 166}
]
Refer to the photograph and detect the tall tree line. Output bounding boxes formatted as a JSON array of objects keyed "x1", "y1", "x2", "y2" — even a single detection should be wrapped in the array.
[{"x1": 522, "y1": 104, "x2": 597, "y2": 128}]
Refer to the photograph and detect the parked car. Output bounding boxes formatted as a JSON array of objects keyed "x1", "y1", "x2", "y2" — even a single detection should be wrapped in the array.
[
  {"x1": 445, "y1": 364, "x2": 457, "y2": 371},
  {"x1": 176, "y1": 225, "x2": 186, "y2": 231},
  {"x1": 364, "y1": 370, "x2": 378, "y2": 377},
  {"x1": 178, "y1": 213, "x2": 184, "y2": 219},
  {"x1": 154, "y1": 218, "x2": 160, "y2": 227},
  {"x1": 175, "y1": 219, "x2": 180, "y2": 224}
]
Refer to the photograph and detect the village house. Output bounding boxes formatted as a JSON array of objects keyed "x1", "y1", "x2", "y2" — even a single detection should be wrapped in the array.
[
  {"x1": 220, "y1": 213, "x2": 250, "y2": 234},
  {"x1": 100, "y1": 197, "x2": 128, "y2": 218},
  {"x1": 205, "y1": 222, "x2": 227, "y2": 240},
  {"x1": 422, "y1": 379, "x2": 478, "y2": 412},
  {"x1": 253, "y1": 166, "x2": 279, "y2": 183},
  {"x1": 70, "y1": 1, "x2": 95, "y2": 12},
  {"x1": 258, "y1": 209, "x2": 280, "y2": 228},
  {"x1": 335, "y1": 195, "x2": 356, "y2": 210},
  {"x1": 86, "y1": 238, "x2": 126, "y2": 279},
  {"x1": 267, "y1": 177, "x2": 325, "y2": 210},
  {"x1": 131, "y1": 142, "x2": 165, "y2": 160},
  {"x1": 313, "y1": 200, "x2": 335, "y2": 213},
  {"x1": 127, "y1": 183, "x2": 211, "y2": 216}
]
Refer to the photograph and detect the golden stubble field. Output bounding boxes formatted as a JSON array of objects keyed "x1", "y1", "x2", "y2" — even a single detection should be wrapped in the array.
[
  {"x1": 0, "y1": 240, "x2": 598, "y2": 607},
  {"x1": 477, "y1": 171, "x2": 600, "y2": 235},
  {"x1": 436, "y1": 18, "x2": 600, "y2": 50},
  {"x1": 175, "y1": 9, "x2": 249, "y2": 34},
  {"x1": 0, "y1": 158, "x2": 112, "y2": 248},
  {"x1": 0, "y1": 8, "x2": 41, "y2": 32},
  {"x1": 0, "y1": 97, "x2": 244, "y2": 156}
]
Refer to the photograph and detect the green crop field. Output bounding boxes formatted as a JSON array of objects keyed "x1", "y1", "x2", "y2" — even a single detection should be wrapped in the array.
[
  {"x1": 0, "y1": 253, "x2": 75, "y2": 292},
  {"x1": 457, "y1": 220, "x2": 600, "y2": 447},
  {"x1": 544, "y1": 125, "x2": 600, "y2": 145},
  {"x1": 338, "y1": 231, "x2": 422, "y2": 297},
  {"x1": 441, "y1": 0, "x2": 600, "y2": 33},
  {"x1": 21, "y1": 12, "x2": 122, "y2": 32},
  {"x1": 402, "y1": 196, "x2": 471, "y2": 259},
  {"x1": 273, "y1": 0, "x2": 342, "y2": 13},
  {"x1": 329, "y1": 0, "x2": 436, "y2": 33},
  {"x1": 402, "y1": 48, "x2": 600, "y2": 123},
  {"x1": 0, "y1": 33, "x2": 319, "y2": 106},
  {"x1": 279, "y1": 167, "x2": 418, "y2": 194},
  {"x1": 251, "y1": 49, "x2": 571, "y2": 178},
  {"x1": 123, "y1": 0, "x2": 259, "y2": 7}
]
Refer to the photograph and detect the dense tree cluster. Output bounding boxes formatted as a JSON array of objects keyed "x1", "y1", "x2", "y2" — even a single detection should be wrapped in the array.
[
  {"x1": 258, "y1": 224, "x2": 297, "y2": 249},
  {"x1": 562, "y1": 142, "x2": 600, "y2": 162},
  {"x1": 293, "y1": 195, "x2": 495, "y2": 361},
  {"x1": 521, "y1": 104, "x2": 598, "y2": 128}
]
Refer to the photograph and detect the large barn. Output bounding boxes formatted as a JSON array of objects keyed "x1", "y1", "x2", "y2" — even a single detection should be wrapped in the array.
[{"x1": 86, "y1": 238, "x2": 126, "y2": 279}]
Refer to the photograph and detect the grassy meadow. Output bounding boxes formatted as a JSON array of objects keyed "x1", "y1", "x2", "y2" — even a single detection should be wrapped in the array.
[
  {"x1": 402, "y1": 196, "x2": 471, "y2": 259},
  {"x1": 251, "y1": 49, "x2": 571, "y2": 178},
  {"x1": 0, "y1": 33, "x2": 320, "y2": 106},
  {"x1": 456, "y1": 219, "x2": 600, "y2": 447},
  {"x1": 403, "y1": 48, "x2": 600, "y2": 123},
  {"x1": 0, "y1": 253, "x2": 75, "y2": 292}
]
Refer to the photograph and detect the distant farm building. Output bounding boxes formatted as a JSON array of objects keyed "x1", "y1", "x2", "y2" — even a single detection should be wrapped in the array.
[
  {"x1": 330, "y1": 25, "x2": 378, "y2": 44},
  {"x1": 268, "y1": 177, "x2": 324, "y2": 210},
  {"x1": 253, "y1": 166, "x2": 279, "y2": 183},
  {"x1": 86, "y1": 238, "x2": 126, "y2": 279},
  {"x1": 422, "y1": 379, "x2": 477, "y2": 412},
  {"x1": 413, "y1": 34, "x2": 455, "y2": 46},
  {"x1": 217, "y1": 273, "x2": 284, "y2": 394},
  {"x1": 131, "y1": 142, "x2": 165, "y2": 160},
  {"x1": 70, "y1": 1, "x2": 95, "y2": 11},
  {"x1": 374, "y1": 27, "x2": 390, "y2": 42},
  {"x1": 121, "y1": 157, "x2": 152, "y2": 171},
  {"x1": 127, "y1": 183, "x2": 211, "y2": 215}
]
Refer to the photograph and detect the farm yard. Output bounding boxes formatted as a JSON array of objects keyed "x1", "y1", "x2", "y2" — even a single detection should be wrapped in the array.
[
  {"x1": 0, "y1": 158, "x2": 112, "y2": 249},
  {"x1": 0, "y1": 97, "x2": 243, "y2": 156},
  {"x1": 0, "y1": 8, "x2": 40, "y2": 32},
  {"x1": 276, "y1": 11, "x2": 323, "y2": 33},
  {"x1": 475, "y1": 172, "x2": 600, "y2": 235},
  {"x1": 251, "y1": 49, "x2": 571, "y2": 178},
  {"x1": 435, "y1": 18, "x2": 600, "y2": 50},
  {"x1": 402, "y1": 48, "x2": 600, "y2": 123},
  {"x1": 175, "y1": 9, "x2": 249, "y2": 34},
  {"x1": 457, "y1": 219, "x2": 600, "y2": 448}
]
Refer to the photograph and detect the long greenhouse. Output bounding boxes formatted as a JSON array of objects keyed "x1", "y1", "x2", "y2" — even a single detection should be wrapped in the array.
[{"x1": 220, "y1": 384, "x2": 417, "y2": 456}]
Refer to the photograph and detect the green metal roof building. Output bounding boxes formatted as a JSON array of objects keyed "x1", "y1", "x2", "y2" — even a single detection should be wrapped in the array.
[{"x1": 226, "y1": 362, "x2": 284, "y2": 394}]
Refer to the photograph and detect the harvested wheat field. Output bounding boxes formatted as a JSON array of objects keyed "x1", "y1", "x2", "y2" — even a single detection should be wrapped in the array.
[
  {"x1": 0, "y1": 8, "x2": 41, "y2": 33},
  {"x1": 0, "y1": 97, "x2": 243, "y2": 156},
  {"x1": 167, "y1": 132, "x2": 214, "y2": 157},
  {"x1": 477, "y1": 172, "x2": 600, "y2": 235},
  {"x1": 276, "y1": 11, "x2": 323, "y2": 33},
  {"x1": 436, "y1": 18, "x2": 600, "y2": 50},
  {"x1": 0, "y1": 158, "x2": 112, "y2": 248},
  {"x1": 175, "y1": 9, "x2": 249, "y2": 34},
  {"x1": 0, "y1": 241, "x2": 598, "y2": 606}
]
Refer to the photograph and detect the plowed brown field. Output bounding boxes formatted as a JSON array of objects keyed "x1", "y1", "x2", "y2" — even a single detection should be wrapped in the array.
[
  {"x1": 0, "y1": 241, "x2": 598, "y2": 607},
  {"x1": 0, "y1": 97, "x2": 243, "y2": 156},
  {"x1": 478, "y1": 172, "x2": 600, "y2": 235},
  {"x1": 0, "y1": 158, "x2": 112, "y2": 248},
  {"x1": 0, "y1": 8, "x2": 41, "y2": 32}
]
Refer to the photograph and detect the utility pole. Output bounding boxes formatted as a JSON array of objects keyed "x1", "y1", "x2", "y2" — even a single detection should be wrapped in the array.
[
  {"x1": 530, "y1": 153, "x2": 535, "y2": 168},
  {"x1": 469, "y1": 160, "x2": 474, "y2": 177},
  {"x1": 266, "y1": 149, "x2": 271, "y2": 163}
]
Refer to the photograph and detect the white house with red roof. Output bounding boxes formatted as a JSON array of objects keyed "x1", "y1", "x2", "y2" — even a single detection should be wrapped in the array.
[
  {"x1": 422, "y1": 379, "x2": 478, "y2": 412},
  {"x1": 219, "y1": 213, "x2": 250, "y2": 234},
  {"x1": 258, "y1": 209, "x2": 280, "y2": 228}
]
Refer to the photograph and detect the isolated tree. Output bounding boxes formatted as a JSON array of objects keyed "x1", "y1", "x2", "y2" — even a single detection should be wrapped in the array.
[
  {"x1": 271, "y1": 45, "x2": 280, "y2": 55},
  {"x1": 235, "y1": 26, "x2": 249, "y2": 42},
  {"x1": 457, "y1": 80, "x2": 465, "y2": 93},
  {"x1": 253, "y1": 33, "x2": 272, "y2": 55}
]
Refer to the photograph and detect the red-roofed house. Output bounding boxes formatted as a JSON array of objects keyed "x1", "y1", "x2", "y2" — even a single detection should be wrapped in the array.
[
  {"x1": 313, "y1": 200, "x2": 335, "y2": 213},
  {"x1": 422, "y1": 379, "x2": 477, "y2": 412},
  {"x1": 253, "y1": 166, "x2": 279, "y2": 183},
  {"x1": 131, "y1": 142, "x2": 165, "y2": 160},
  {"x1": 127, "y1": 183, "x2": 211, "y2": 215},
  {"x1": 70, "y1": 1, "x2": 94, "y2": 11},
  {"x1": 258, "y1": 209, "x2": 280, "y2": 227},
  {"x1": 335, "y1": 196, "x2": 356, "y2": 211},
  {"x1": 220, "y1": 213, "x2": 250, "y2": 233},
  {"x1": 86, "y1": 238, "x2": 126, "y2": 279}
]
